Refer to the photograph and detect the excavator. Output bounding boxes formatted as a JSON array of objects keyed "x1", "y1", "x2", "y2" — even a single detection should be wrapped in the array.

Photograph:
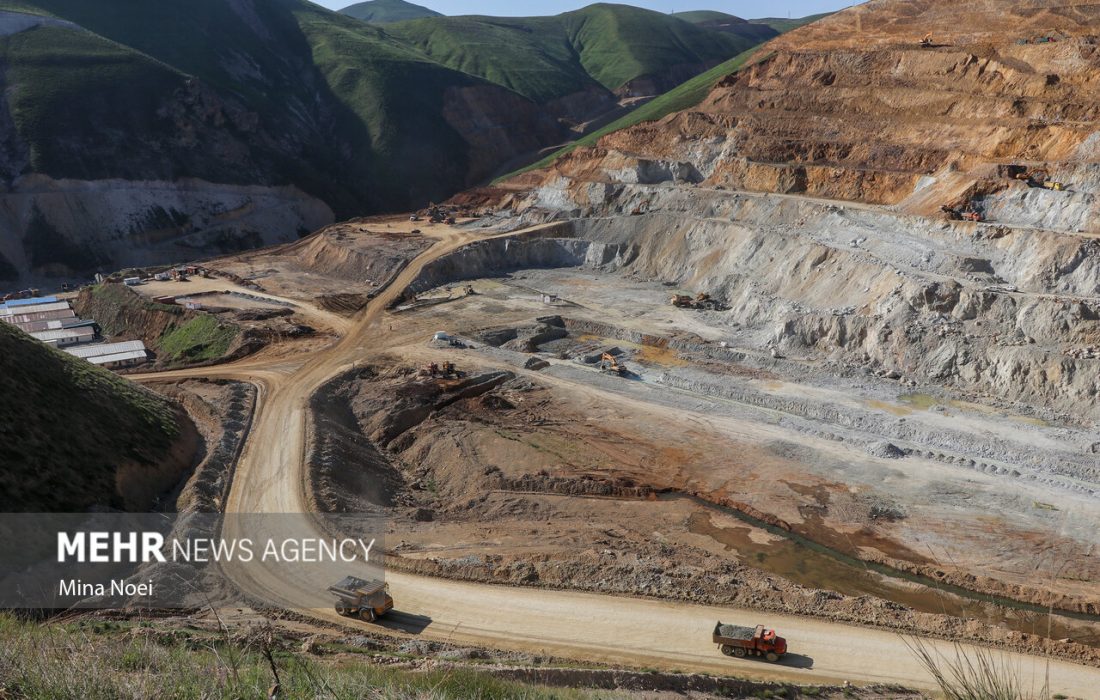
[
  {"x1": 599, "y1": 352, "x2": 628, "y2": 377},
  {"x1": 1015, "y1": 169, "x2": 1065, "y2": 191},
  {"x1": 919, "y1": 32, "x2": 934, "y2": 48}
]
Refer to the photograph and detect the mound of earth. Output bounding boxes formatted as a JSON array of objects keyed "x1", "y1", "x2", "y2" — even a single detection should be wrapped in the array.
[
  {"x1": 0, "y1": 322, "x2": 196, "y2": 511},
  {"x1": 533, "y1": 0, "x2": 1100, "y2": 228}
]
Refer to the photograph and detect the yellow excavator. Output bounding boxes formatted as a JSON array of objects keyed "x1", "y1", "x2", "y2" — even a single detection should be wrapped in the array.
[
  {"x1": 600, "y1": 352, "x2": 627, "y2": 377},
  {"x1": 919, "y1": 32, "x2": 934, "y2": 48},
  {"x1": 1015, "y1": 169, "x2": 1065, "y2": 191}
]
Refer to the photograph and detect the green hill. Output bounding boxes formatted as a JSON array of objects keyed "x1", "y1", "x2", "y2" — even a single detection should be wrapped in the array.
[
  {"x1": 0, "y1": 322, "x2": 189, "y2": 511},
  {"x1": 0, "y1": 0, "x2": 784, "y2": 284},
  {"x1": 671, "y1": 9, "x2": 833, "y2": 37},
  {"x1": 671, "y1": 9, "x2": 779, "y2": 43},
  {"x1": 340, "y1": 0, "x2": 441, "y2": 23},
  {"x1": 0, "y1": 0, "x2": 497, "y2": 216},
  {"x1": 388, "y1": 3, "x2": 761, "y2": 103},
  {"x1": 750, "y1": 12, "x2": 834, "y2": 33},
  {"x1": 671, "y1": 10, "x2": 740, "y2": 23}
]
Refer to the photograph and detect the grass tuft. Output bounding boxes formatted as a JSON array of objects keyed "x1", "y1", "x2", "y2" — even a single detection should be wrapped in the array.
[
  {"x1": 907, "y1": 638, "x2": 1052, "y2": 700},
  {"x1": 0, "y1": 614, "x2": 616, "y2": 700}
]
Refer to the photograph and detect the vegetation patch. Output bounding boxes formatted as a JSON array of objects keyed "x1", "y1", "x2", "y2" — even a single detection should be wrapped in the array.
[
  {"x1": 0, "y1": 323, "x2": 180, "y2": 511},
  {"x1": 77, "y1": 283, "x2": 239, "y2": 367},
  {"x1": 0, "y1": 615, "x2": 613, "y2": 700},
  {"x1": 158, "y1": 314, "x2": 238, "y2": 365},
  {"x1": 388, "y1": 4, "x2": 763, "y2": 104}
]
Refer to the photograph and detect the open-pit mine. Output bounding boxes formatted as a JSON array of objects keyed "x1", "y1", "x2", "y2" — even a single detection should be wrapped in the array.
[{"x1": 34, "y1": 0, "x2": 1100, "y2": 696}]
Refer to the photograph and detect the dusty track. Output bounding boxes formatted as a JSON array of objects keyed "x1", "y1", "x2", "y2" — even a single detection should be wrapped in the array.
[{"x1": 138, "y1": 223, "x2": 1100, "y2": 695}]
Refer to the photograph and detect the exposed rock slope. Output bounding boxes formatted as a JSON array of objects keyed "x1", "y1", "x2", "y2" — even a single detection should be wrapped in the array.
[{"x1": 498, "y1": 0, "x2": 1100, "y2": 421}]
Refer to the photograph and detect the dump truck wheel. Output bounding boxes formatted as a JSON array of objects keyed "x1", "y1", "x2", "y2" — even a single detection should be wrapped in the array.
[
  {"x1": 361, "y1": 608, "x2": 377, "y2": 622},
  {"x1": 334, "y1": 604, "x2": 350, "y2": 617},
  {"x1": 733, "y1": 647, "x2": 747, "y2": 658},
  {"x1": 720, "y1": 645, "x2": 734, "y2": 656},
  {"x1": 766, "y1": 652, "x2": 779, "y2": 662}
]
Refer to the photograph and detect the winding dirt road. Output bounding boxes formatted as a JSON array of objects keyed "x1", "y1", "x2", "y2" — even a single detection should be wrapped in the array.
[{"x1": 141, "y1": 224, "x2": 1100, "y2": 695}]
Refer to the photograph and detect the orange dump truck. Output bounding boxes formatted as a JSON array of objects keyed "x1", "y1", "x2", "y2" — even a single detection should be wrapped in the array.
[
  {"x1": 713, "y1": 622, "x2": 787, "y2": 662},
  {"x1": 328, "y1": 576, "x2": 394, "y2": 622}
]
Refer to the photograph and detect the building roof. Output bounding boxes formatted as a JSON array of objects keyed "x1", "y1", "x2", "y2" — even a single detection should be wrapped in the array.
[
  {"x1": 0, "y1": 301, "x2": 71, "y2": 316},
  {"x1": 84, "y1": 350, "x2": 148, "y2": 366},
  {"x1": 30, "y1": 327, "x2": 95, "y2": 343},
  {"x1": 64, "y1": 340, "x2": 146, "y2": 359},
  {"x1": 12, "y1": 317, "x2": 95, "y2": 332},
  {"x1": 0, "y1": 295, "x2": 57, "y2": 309},
  {"x1": 4, "y1": 308, "x2": 77, "y2": 324}
]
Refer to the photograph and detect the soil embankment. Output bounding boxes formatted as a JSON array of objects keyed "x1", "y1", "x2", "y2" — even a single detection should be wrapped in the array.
[{"x1": 307, "y1": 360, "x2": 1100, "y2": 666}]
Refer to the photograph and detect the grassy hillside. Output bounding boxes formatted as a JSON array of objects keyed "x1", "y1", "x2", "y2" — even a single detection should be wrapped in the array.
[
  {"x1": 0, "y1": 615, "x2": 609, "y2": 699},
  {"x1": 340, "y1": 0, "x2": 441, "y2": 23},
  {"x1": 0, "y1": 322, "x2": 184, "y2": 511},
  {"x1": 671, "y1": 10, "x2": 739, "y2": 23},
  {"x1": 750, "y1": 12, "x2": 834, "y2": 33},
  {"x1": 76, "y1": 284, "x2": 240, "y2": 367},
  {"x1": 0, "y1": 0, "x2": 785, "y2": 280},
  {"x1": 671, "y1": 9, "x2": 779, "y2": 44},
  {"x1": 499, "y1": 47, "x2": 762, "y2": 180},
  {"x1": 0, "y1": 24, "x2": 187, "y2": 182},
  {"x1": 671, "y1": 10, "x2": 832, "y2": 34},
  {"x1": 0, "y1": 0, "x2": 499, "y2": 214},
  {"x1": 386, "y1": 3, "x2": 760, "y2": 103}
]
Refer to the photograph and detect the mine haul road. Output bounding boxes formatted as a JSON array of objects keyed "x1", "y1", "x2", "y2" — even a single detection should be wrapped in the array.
[{"x1": 139, "y1": 224, "x2": 1100, "y2": 694}]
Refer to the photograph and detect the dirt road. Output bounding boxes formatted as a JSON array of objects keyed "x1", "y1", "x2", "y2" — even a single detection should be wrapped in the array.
[{"x1": 143, "y1": 222, "x2": 1100, "y2": 695}]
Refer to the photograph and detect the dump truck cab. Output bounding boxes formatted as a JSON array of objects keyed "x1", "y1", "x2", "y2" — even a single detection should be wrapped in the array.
[
  {"x1": 328, "y1": 576, "x2": 394, "y2": 622},
  {"x1": 713, "y1": 621, "x2": 787, "y2": 662}
]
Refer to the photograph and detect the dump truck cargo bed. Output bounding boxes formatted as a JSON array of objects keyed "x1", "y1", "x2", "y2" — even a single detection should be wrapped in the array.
[
  {"x1": 713, "y1": 623, "x2": 759, "y2": 642},
  {"x1": 328, "y1": 576, "x2": 385, "y2": 599}
]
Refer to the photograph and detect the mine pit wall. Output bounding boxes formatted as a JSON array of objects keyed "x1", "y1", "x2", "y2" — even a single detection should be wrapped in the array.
[
  {"x1": 470, "y1": 180, "x2": 1100, "y2": 418},
  {"x1": 406, "y1": 222, "x2": 635, "y2": 295}
]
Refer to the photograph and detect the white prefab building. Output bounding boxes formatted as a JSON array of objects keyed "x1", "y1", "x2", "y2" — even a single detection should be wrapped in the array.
[
  {"x1": 64, "y1": 340, "x2": 148, "y2": 369},
  {"x1": 84, "y1": 350, "x2": 149, "y2": 368},
  {"x1": 4, "y1": 308, "x2": 76, "y2": 325},
  {"x1": 30, "y1": 326, "x2": 96, "y2": 347},
  {"x1": 65, "y1": 340, "x2": 145, "y2": 359}
]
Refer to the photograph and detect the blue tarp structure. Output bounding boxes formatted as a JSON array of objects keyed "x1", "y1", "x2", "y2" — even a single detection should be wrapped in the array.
[{"x1": 0, "y1": 296, "x2": 58, "y2": 309}]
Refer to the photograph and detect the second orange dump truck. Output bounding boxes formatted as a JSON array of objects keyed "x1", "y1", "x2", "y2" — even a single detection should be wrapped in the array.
[{"x1": 713, "y1": 621, "x2": 787, "y2": 662}]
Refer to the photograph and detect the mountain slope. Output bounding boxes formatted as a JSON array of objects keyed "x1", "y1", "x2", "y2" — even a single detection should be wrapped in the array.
[
  {"x1": 339, "y1": 0, "x2": 440, "y2": 23},
  {"x1": 503, "y1": 47, "x2": 760, "y2": 179},
  {"x1": 749, "y1": 12, "x2": 833, "y2": 34},
  {"x1": 387, "y1": 4, "x2": 760, "y2": 103},
  {"x1": 0, "y1": 0, "x2": 778, "y2": 289},
  {"x1": 671, "y1": 9, "x2": 779, "y2": 44},
  {"x1": 585, "y1": 0, "x2": 1100, "y2": 216},
  {"x1": 0, "y1": 0, "x2": 562, "y2": 284},
  {"x1": 0, "y1": 322, "x2": 193, "y2": 511}
]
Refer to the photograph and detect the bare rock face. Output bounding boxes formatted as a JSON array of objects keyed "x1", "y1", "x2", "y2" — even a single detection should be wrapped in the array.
[
  {"x1": 485, "y1": 2, "x2": 1100, "y2": 420},
  {"x1": 533, "y1": 0, "x2": 1100, "y2": 230},
  {"x1": 0, "y1": 175, "x2": 334, "y2": 285}
]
